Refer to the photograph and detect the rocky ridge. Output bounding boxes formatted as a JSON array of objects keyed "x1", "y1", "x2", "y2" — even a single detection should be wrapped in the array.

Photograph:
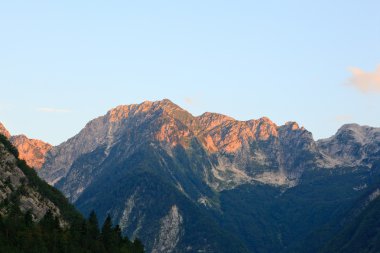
[
  {"x1": 10, "y1": 135, "x2": 52, "y2": 169},
  {"x1": 40, "y1": 99, "x2": 320, "y2": 192},
  {"x1": 0, "y1": 123, "x2": 52, "y2": 169}
]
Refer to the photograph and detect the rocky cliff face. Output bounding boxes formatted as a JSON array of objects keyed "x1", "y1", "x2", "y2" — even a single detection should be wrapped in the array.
[
  {"x1": 0, "y1": 123, "x2": 52, "y2": 169},
  {"x1": 10, "y1": 135, "x2": 52, "y2": 169},
  {"x1": 40, "y1": 100, "x2": 319, "y2": 191}
]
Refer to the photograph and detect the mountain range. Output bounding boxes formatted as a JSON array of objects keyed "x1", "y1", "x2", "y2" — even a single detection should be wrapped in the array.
[{"x1": 1, "y1": 99, "x2": 379, "y2": 253}]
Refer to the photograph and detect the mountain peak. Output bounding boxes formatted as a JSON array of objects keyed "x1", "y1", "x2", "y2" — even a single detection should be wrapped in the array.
[
  {"x1": 198, "y1": 112, "x2": 235, "y2": 120},
  {"x1": 106, "y1": 99, "x2": 187, "y2": 123},
  {"x1": 10, "y1": 135, "x2": 52, "y2": 169},
  {"x1": 153, "y1": 99, "x2": 189, "y2": 114},
  {"x1": 337, "y1": 123, "x2": 361, "y2": 131},
  {"x1": 258, "y1": 116, "x2": 274, "y2": 123},
  {"x1": 317, "y1": 123, "x2": 380, "y2": 166},
  {"x1": 284, "y1": 121, "x2": 300, "y2": 130},
  {"x1": 0, "y1": 122, "x2": 11, "y2": 139},
  {"x1": 156, "y1": 98, "x2": 176, "y2": 105},
  {"x1": 256, "y1": 117, "x2": 277, "y2": 128},
  {"x1": 335, "y1": 123, "x2": 380, "y2": 144},
  {"x1": 197, "y1": 112, "x2": 235, "y2": 131}
]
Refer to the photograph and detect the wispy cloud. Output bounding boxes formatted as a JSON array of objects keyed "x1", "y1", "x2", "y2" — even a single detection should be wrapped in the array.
[
  {"x1": 347, "y1": 65, "x2": 380, "y2": 93},
  {"x1": 335, "y1": 114, "x2": 353, "y2": 123},
  {"x1": 37, "y1": 107, "x2": 71, "y2": 113},
  {"x1": 184, "y1": 97, "x2": 194, "y2": 105}
]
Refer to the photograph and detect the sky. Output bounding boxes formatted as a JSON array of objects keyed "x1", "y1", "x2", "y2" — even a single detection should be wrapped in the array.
[{"x1": 1, "y1": 1, "x2": 380, "y2": 145}]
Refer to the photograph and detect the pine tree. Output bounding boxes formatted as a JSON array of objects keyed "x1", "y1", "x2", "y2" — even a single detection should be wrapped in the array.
[
  {"x1": 132, "y1": 239, "x2": 145, "y2": 253},
  {"x1": 24, "y1": 210, "x2": 34, "y2": 228},
  {"x1": 101, "y1": 214, "x2": 114, "y2": 250},
  {"x1": 88, "y1": 210, "x2": 100, "y2": 240}
]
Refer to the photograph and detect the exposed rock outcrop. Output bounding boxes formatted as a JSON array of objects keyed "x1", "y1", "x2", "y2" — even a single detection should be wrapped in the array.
[
  {"x1": 152, "y1": 205, "x2": 183, "y2": 253},
  {"x1": 0, "y1": 123, "x2": 52, "y2": 169},
  {"x1": 10, "y1": 135, "x2": 52, "y2": 169}
]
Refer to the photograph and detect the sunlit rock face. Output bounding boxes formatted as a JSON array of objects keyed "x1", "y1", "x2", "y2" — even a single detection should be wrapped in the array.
[
  {"x1": 195, "y1": 114, "x2": 318, "y2": 189},
  {"x1": 0, "y1": 123, "x2": 11, "y2": 139},
  {"x1": 0, "y1": 122, "x2": 52, "y2": 169},
  {"x1": 40, "y1": 99, "x2": 319, "y2": 192},
  {"x1": 10, "y1": 135, "x2": 52, "y2": 169},
  {"x1": 39, "y1": 99, "x2": 197, "y2": 186}
]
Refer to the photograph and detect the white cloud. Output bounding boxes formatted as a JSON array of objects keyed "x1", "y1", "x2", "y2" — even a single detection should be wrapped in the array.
[
  {"x1": 37, "y1": 107, "x2": 70, "y2": 113},
  {"x1": 347, "y1": 65, "x2": 380, "y2": 93}
]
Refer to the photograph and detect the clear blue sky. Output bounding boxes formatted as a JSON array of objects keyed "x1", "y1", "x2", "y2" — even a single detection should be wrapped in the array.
[{"x1": 1, "y1": 1, "x2": 379, "y2": 145}]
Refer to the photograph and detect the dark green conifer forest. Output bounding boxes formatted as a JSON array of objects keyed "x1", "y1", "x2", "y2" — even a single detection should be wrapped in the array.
[{"x1": 0, "y1": 208, "x2": 144, "y2": 253}]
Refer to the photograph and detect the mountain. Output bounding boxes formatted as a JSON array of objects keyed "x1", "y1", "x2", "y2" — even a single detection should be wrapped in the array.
[
  {"x1": 317, "y1": 124, "x2": 380, "y2": 166},
  {"x1": 0, "y1": 123, "x2": 52, "y2": 169},
  {"x1": 10, "y1": 135, "x2": 52, "y2": 169},
  {"x1": 0, "y1": 133, "x2": 144, "y2": 253},
  {"x1": 40, "y1": 99, "x2": 319, "y2": 192},
  {"x1": 319, "y1": 127, "x2": 380, "y2": 253},
  {"x1": 35, "y1": 99, "x2": 380, "y2": 253}
]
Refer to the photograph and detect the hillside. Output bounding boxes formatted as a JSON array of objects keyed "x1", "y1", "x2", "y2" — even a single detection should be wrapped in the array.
[{"x1": 0, "y1": 134, "x2": 144, "y2": 253}]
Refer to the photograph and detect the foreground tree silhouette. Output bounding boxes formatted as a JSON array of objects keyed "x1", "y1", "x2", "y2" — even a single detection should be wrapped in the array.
[{"x1": 102, "y1": 214, "x2": 117, "y2": 251}]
